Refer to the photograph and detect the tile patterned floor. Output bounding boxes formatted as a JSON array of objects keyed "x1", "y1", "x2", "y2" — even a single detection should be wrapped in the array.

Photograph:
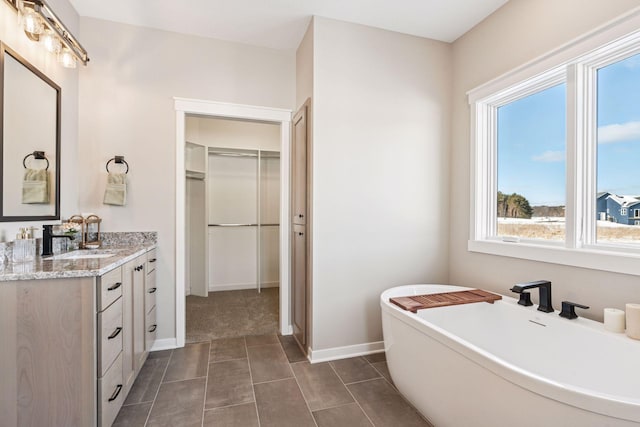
[
  {"x1": 114, "y1": 334, "x2": 433, "y2": 427},
  {"x1": 185, "y1": 289, "x2": 279, "y2": 343}
]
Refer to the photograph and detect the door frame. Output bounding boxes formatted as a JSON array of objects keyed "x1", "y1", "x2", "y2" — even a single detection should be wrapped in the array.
[{"x1": 174, "y1": 97, "x2": 292, "y2": 347}]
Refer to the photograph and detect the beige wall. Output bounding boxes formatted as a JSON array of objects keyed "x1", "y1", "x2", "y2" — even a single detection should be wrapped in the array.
[
  {"x1": 450, "y1": 0, "x2": 640, "y2": 320},
  {"x1": 296, "y1": 19, "x2": 314, "y2": 110},
  {"x1": 0, "y1": 0, "x2": 79, "y2": 240},
  {"x1": 186, "y1": 116, "x2": 280, "y2": 151},
  {"x1": 311, "y1": 17, "x2": 452, "y2": 351},
  {"x1": 77, "y1": 17, "x2": 295, "y2": 341}
]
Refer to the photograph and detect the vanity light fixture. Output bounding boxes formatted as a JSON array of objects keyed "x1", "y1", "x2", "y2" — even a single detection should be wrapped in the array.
[
  {"x1": 15, "y1": 0, "x2": 89, "y2": 67},
  {"x1": 41, "y1": 29, "x2": 62, "y2": 54}
]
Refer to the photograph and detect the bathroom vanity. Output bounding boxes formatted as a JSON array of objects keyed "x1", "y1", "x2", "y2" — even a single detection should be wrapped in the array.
[{"x1": 0, "y1": 240, "x2": 158, "y2": 427}]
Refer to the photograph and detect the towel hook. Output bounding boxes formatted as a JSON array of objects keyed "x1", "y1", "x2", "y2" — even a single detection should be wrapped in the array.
[
  {"x1": 22, "y1": 151, "x2": 49, "y2": 171},
  {"x1": 106, "y1": 155, "x2": 129, "y2": 174}
]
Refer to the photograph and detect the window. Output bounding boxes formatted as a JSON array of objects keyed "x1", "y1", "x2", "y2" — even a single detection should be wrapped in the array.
[
  {"x1": 596, "y1": 52, "x2": 640, "y2": 244},
  {"x1": 496, "y1": 84, "x2": 566, "y2": 242},
  {"x1": 468, "y1": 16, "x2": 640, "y2": 275}
]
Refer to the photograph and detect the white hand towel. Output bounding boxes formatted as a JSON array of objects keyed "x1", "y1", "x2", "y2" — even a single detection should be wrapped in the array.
[
  {"x1": 22, "y1": 168, "x2": 49, "y2": 204},
  {"x1": 103, "y1": 172, "x2": 127, "y2": 206}
]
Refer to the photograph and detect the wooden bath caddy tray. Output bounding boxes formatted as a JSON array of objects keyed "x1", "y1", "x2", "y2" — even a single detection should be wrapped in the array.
[{"x1": 390, "y1": 289, "x2": 501, "y2": 313}]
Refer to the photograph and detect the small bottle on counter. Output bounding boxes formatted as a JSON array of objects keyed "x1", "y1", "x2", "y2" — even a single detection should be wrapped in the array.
[{"x1": 12, "y1": 228, "x2": 36, "y2": 263}]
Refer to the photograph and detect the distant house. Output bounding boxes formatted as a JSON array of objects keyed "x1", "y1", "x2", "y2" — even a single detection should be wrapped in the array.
[{"x1": 596, "y1": 192, "x2": 640, "y2": 225}]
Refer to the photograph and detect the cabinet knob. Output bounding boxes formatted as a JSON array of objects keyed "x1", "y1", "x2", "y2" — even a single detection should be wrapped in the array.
[
  {"x1": 298, "y1": 214, "x2": 304, "y2": 218},
  {"x1": 298, "y1": 232, "x2": 304, "y2": 236}
]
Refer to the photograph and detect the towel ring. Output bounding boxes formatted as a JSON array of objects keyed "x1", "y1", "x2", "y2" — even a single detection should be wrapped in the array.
[
  {"x1": 23, "y1": 151, "x2": 49, "y2": 171},
  {"x1": 106, "y1": 156, "x2": 129, "y2": 174}
]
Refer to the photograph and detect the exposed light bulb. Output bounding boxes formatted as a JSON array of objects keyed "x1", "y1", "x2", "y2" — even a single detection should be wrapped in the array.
[
  {"x1": 41, "y1": 30, "x2": 62, "y2": 54},
  {"x1": 58, "y1": 49, "x2": 77, "y2": 69},
  {"x1": 21, "y1": 8, "x2": 44, "y2": 37}
]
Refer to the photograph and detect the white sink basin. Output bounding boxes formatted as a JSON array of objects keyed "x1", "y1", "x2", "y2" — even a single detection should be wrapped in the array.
[{"x1": 48, "y1": 250, "x2": 116, "y2": 260}]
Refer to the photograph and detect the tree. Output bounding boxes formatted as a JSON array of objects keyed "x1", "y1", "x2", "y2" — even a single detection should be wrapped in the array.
[{"x1": 497, "y1": 191, "x2": 533, "y2": 219}]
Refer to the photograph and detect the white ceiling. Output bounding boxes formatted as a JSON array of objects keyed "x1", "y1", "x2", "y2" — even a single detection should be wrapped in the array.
[{"x1": 68, "y1": 0, "x2": 508, "y2": 50}]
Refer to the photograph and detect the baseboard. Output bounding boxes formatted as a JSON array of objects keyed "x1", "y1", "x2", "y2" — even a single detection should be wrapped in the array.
[
  {"x1": 150, "y1": 338, "x2": 179, "y2": 352},
  {"x1": 308, "y1": 341, "x2": 385, "y2": 363},
  {"x1": 209, "y1": 281, "x2": 279, "y2": 292}
]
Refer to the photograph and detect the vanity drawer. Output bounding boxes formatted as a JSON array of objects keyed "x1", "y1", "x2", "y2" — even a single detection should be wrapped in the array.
[
  {"x1": 97, "y1": 267, "x2": 123, "y2": 312},
  {"x1": 145, "y1": 269, "x2": 157, "y2": 314},
  {"x1": 146, "y1": 249, "x2": 157, "y2": 274},
  {"x1": 98, "y1": 352, "x2": 124, "y2": 427},
  {"x1": 98, "y1": 296, "x2": 123, "y2": 377},
  {"x1": 146, "y1": 305, "x2": 157, "y2": 352}
]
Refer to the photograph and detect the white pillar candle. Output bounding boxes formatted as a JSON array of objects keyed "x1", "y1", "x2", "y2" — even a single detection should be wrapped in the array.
[
  {"x1": 626, "y1": 304, "x2": 640, "y2": 340},
  {"x1": 604, "y1": 308, "x2": 625, "y2": 333}
]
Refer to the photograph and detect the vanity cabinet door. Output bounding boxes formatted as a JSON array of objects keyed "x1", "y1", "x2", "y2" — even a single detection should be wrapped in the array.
[
  {"x1": 132, "y1": 257, "x2": 147, "y2": 373},
  {"x1": 145, "y1": 257, "x2": 157, "y2": 352},
  {"x1": 121, "y1": 259, "x2": 136, "y2": 393},
  {"x1": 97, "y1": 296, "x2": 123, "y2": 377},
  {"x1": 98, "y1": 353, "x2": 124, "y2": 427},
  {"x1": 97, "y1": 267, "x2": 123, "y2": 312},
  {"x1": 146, "y1": 306, "x2": 157, "y2": 352}
]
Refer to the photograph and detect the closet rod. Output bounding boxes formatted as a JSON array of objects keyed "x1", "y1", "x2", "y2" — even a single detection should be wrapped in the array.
[
  {"x1": 208, "y1": 223, "x2": 279, "y2": 227},
  {"x1": 208, "y1": 152, "x2": 258, "y2": 158}
]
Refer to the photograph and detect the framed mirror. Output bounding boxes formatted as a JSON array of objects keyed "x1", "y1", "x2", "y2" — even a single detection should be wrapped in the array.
[{"x1": 0, "y1": 42, "x2": 60, "y2": 221}]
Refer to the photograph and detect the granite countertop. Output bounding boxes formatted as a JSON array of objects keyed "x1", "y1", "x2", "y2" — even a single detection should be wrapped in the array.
[{"x1": 0, "y1": 243, "x2": 157, "y2": 282}]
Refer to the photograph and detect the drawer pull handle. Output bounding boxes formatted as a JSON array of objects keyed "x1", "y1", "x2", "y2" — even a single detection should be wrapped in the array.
[
  {"x1": 148, "y1": 324, "x2": 157, "y2": 333},
  {"x1": 148, "y1": 287, "x2": 157, "y2": 294},
  {"x1": 108, "y1": 384, "x2": 123, "y2": 402},
  {"x1": 108, "y1": 327, "x2": 122, "y2": 340},
  {"x1": 149, "y1": 258, "x2": 157, "y2": 263},
  {"x1": 107, "y1": 282, "x2": 122, "y2": 291}
]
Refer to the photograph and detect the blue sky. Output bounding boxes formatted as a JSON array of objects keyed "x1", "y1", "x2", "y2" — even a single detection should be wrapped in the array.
[{"x1": 497, "y1": 52, "x2": 640, "y2": 206}]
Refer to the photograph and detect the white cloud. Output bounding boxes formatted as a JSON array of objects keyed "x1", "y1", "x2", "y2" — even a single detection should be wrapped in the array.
[
  {"x1": 598, "y1": 121, "x2": 640, "y2": 144},
  {"x1": 532, "y1": 150, "x2": 564, "y2": 162}
]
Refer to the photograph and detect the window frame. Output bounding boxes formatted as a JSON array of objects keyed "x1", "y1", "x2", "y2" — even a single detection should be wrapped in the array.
[{"x1": 468, "y1": 10, "x2": 640, "y2": 276}]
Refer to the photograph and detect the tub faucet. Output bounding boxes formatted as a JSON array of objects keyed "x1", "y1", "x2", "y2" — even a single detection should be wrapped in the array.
[
  {"x1": 510, "y1": 280, "x2": 554, "y2": 313},
  {"x1": 42, "y1": 224, "x2": 74, "y2": 257}
]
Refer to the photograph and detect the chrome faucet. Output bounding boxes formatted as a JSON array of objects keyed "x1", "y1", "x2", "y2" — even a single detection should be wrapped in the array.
[
  {"x1": 510, "y1": 280, "x2": 554, "y2": 313},
  {"x1": 42, "y1": 224, "x2": 75, "y2": 257}
]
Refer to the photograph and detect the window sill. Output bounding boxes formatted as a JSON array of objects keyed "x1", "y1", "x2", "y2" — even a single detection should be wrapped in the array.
[{"x1": 468, "y1": 239, "x2": 640, "y2": 276}]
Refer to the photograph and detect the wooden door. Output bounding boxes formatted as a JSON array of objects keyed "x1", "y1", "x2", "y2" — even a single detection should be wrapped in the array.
[
  {"x1": 291, "y1": 99, "x2": 310, "y2": 352},
  {"x1": 292, "y1": 224, "x2": 307, "y2": 349},
  {"x1": 292, "y1": 103, "x2": 308, "y2": 225}
]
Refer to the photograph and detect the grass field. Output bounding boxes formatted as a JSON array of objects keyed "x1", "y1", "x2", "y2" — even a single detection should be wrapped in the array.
[{"x1": 497, "y1": 218, "x2": 640, "y2": 243}]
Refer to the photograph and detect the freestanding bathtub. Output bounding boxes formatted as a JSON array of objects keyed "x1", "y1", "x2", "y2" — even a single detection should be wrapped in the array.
[{"x1": 381, "y1": 284, "x2": 640, "y2": 427}]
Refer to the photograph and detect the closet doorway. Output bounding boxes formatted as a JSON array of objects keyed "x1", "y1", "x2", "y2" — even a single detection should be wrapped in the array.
[
  {"x1": 175, "y1": 99, "x2": 292, "y2": 348},
  {"x1": 185, "y1": 125, "x2": 281, "y2": 341}
]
